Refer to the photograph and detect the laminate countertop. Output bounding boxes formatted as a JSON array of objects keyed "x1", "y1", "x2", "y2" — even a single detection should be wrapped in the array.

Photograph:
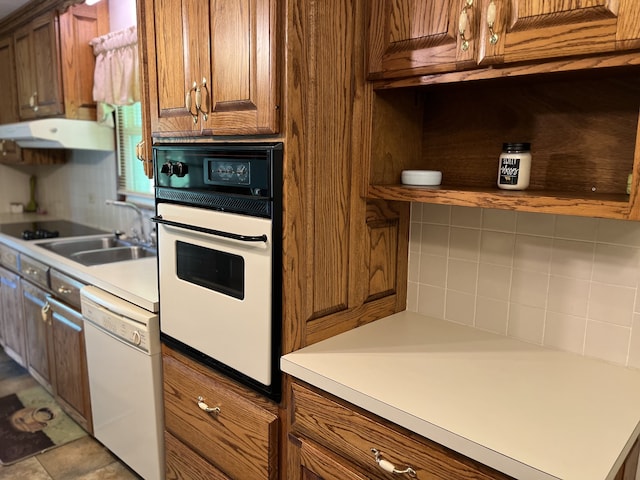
[
  {"x1": 0, "y1": 213, "x2": 158, "y2": 312},
  {"x1": 281, "y1": 311, "x2": 640, "y2": 480}
]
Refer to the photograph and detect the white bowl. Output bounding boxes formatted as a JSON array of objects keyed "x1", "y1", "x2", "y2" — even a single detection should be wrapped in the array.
[{"x1": 401, "y1": 170, "x2": 442, "y2": 186}]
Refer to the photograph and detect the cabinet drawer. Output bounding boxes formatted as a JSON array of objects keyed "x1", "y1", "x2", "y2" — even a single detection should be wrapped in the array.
[
  {"x1": 0, "y1": 243, "x2": 19, "y2": 271},
  {"x1": 165, "y1": 430, "x2": 231, "y2": 480},
  {"x1": 290, "y1": 382, "x2": 513, "y2": 480},
  {"x1": 50, "y1": 269, "x2": 83, "y2": 309},
  {"x1": 163, "y1": 349, "x2": 279, "y2": 480},
  {"x1": 20, "y1": 255, "x2": 49, "y2": 289}
]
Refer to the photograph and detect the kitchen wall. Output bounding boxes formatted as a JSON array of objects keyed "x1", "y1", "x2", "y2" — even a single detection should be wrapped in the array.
[
  {"x1": 407, "y1": 203, "x2": 640, "y2": 369},
  {"x1": 0, "y1": 0, "x2": 144, "y2": 237}
]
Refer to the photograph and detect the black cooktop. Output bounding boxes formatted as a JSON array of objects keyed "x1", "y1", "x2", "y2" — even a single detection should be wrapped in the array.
[{"x1": 0, "y1": 220, "x2": 108, "y2": 241}]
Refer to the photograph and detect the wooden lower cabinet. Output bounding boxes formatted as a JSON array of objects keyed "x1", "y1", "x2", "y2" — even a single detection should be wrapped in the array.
[
  {"x1": 0, "y1": 266, "x2": 26, "y2": 366},
  {"x1": 48, "y1": 296, "x2": 92, "y2": 433},
  {"x1": 22, "y1": 279, "x2": 54, "y2": 392},
  {"x1": 163, "y1": 345, "x2": 279, "y2": 480},
  {"x1": 288, "y1": 381, "x2": 514, "y2": 480}
]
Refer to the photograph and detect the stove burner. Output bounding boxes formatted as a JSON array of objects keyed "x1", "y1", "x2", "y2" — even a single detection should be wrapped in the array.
[{"x1": 22, "y1": 229, "x2": 60, "y2": 240}]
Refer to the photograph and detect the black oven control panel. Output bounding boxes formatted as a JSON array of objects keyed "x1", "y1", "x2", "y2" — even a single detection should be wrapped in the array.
[
  {"x1": 206, "y1": 160, "x2": 251, "y2": 186},
  {"x1": 153, "y1": 143, "x2": 282, "y2": 217}
]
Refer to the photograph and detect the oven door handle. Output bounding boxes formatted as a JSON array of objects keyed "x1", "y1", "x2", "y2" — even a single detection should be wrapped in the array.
[{"x1": 151, "y1": 215, "x2": 268, "y2": 243}]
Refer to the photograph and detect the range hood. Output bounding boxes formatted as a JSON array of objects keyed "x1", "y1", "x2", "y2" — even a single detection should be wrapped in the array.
[{"x1": 0, "y1": 119, "x2": 115, "y2": 151}]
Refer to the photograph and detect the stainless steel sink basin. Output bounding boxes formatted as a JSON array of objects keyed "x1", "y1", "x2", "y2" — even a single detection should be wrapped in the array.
[
  {"x1": 38, "y1": 236, "x2": 129, "y2": 256},
  {"x1": 70, "y1": 246, "x2": 156, "y2": 266},
  {"x1": 37, "y1": 235, "x2": 157, "y2": 266}
]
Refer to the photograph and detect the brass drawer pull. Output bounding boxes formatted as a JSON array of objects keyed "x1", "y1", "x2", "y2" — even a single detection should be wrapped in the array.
[
  {"x1": 196, "y1": 396, "x2": 220, "y2": 416},
  {"x1": 371, "y1": 449, "x2": 416, "y2": 477}
]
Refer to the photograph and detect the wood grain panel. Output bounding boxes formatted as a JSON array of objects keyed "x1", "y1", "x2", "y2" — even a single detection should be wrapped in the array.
[
  {"x1": 50, "y1": 299, "x2": 92, "y2": 433},
  {"x1": 288, "y1": 435, "x2": 369, "y2": 480},
  {"x1": 0, "y1": 36, "x2": 18, "y2": 124},
  {"x1": 0, "y1": 266, "x2": 25, "y2": 366},
  {"x1": 368, "y1": 0, "x2": 476, "y2": 79},
  {"x1": 163, "y1": 350, "x2": 279, "y2": 480},
  {"x1": 290, "y1": 382, "x2": 514, "y2": 480},
  {"x1": 59, "y1": 2, "x2": 109, "y2": 120},
  {"x1": 22, "y1": 280, "x2": 53, "y2": 392},
  {"x1": 165, "y1": 431, "x2": 232, "y2": 480},
  {"x1": 511, "y1": 0, "x2": 617, "y2": 31}
]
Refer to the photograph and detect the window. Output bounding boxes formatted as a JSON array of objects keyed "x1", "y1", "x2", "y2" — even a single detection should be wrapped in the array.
[{"x1": 115, "y1": 103, "x2": 153, "y2": 199}]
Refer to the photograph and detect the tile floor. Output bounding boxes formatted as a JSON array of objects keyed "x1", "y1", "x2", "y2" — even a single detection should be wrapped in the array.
[{"x1": 0, "y1": 348, "x2": 142, "y2": 480}]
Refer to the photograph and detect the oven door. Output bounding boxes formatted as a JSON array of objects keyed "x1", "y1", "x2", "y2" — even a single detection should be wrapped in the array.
[{"x1": 155, "y1": 202, "x2": 273, "y2": 386}]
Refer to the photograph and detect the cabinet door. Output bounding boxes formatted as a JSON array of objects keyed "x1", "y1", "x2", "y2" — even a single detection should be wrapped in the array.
[
  {"x1": 288, "y1": 436, "x2": 369, "y2": 480},
  {"x1": 0, "y1": 266, "x2": 26, "y2": 367},
  {"x1": 201, "y1": 0, "x2": 278, "y2": 135},
  {"x1": 58, "y1": 2, "x2": 110, "y2": 121},
  {"x1": 143, "y1": 0, "x2": 278, "y2": 136},
  {"x1": 14, "y1": 11, "x2": 64, "y2": 120},
  {"x1": 49, "y1": 297, "x2": 92, "y2": 433},
  {"x1": 368, "y1": 0, "x2": 477, "y2": 79},
  {"x1": 0, "y1": 36, "x2": 18, "y2": 124},
  {"x1": 144, "y1": 0, "x2": 208, "y2": 135},
  {"x1": 478, "y1": 0, "x2": 640, "y2": 65},
  {"x1": 22, "y1": 280, "x2": 54, "y2": 392}
]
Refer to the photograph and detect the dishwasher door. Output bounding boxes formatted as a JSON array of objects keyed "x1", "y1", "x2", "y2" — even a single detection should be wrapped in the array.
[{"x1": 81, "y1": 286, "x2": 164, "y2": 480}]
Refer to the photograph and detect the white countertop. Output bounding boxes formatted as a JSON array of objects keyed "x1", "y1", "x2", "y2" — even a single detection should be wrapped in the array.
[
  {"x1": 0, "y1": 213, "x2": 158, "y2": 312},
  {"x1": 281, "y1": 311, "x2": 640, "y2": 480}
]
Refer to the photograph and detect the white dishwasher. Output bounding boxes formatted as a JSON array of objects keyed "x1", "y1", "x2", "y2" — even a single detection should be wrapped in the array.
[{"x1": 80, "y1": 286, "x2": 164, "y2": 480}]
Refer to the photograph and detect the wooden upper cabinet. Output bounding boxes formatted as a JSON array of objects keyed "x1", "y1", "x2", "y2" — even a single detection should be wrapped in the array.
[
  {"x1": 368, "y1": 0, "x2": 477, "y2": 79},
  {"x1": 0, "y1": 36, "x2": 19, "y2": 124},
  {"x1": 14, "y1": 11, "x2": 64, "y2": 119},
  {"x1": 144, "y1": 0, "x2": 279, "y2": 137},
  {"x1": 368, "y1": 0, "x2": 640, "y2": 79},
  {"x1": 478, "y1": 0, "x2": 640, "y2": 65},
  {"x1": 58, "y1": 2, "x2": 110, "y2": 120}
]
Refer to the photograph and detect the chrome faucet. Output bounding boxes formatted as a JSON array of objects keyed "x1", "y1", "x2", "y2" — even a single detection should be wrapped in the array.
[{"x1": 105, "y1": 200, "x2": 147, "y2": 244}]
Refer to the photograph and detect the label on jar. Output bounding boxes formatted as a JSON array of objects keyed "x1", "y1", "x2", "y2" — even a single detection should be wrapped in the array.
[{"x1": 499, "y1": 157, "x2": 520, "y2": 185}]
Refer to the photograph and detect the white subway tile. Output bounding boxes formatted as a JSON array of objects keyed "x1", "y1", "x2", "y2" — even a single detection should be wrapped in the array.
[
  {"x1": 406, "y1": 281, "x2": 419, "y2": 312},
  {"x1": 543, "y1": 311, "x2": 586, "y2": 355},
  {"x1": 445, "y1": 290, "x2": 475, "y2": 326},
  {"x1": 507, "y1": 303, "x2": 545, "y2": 344},
  {"x1": 479, "y1": 230, "x2": 515, "y2": 266},
  {"x1": 510, "y1": 269, "x2": 549, "y2": 309},
  {"x1": 446, "y1": 258, "x2": 478, "y2": 294},
  {"x1": 584, "y1": 320, "x2": 630, "y2": 366},
  {"x1": 422, "y1": 203, "x2": 450, "y2": 225},
  {"x1": 475, "y1": 297, "x2": 508, "y2": 335},
  {"x1": 420, "y1": 224, "x2": 449, "y2": 256},
  {"x1": 408, "y1": 251, "x2": 420, "y2": 283},
  {"x1": 597, "y1": 218, "x2": 640, "y2": 247},
  {"x1": 482, "y1": 208, "x2": 517, "y2": 232},
  {"x1": 416, "y1": 284, "x2": 445, "y2": 319},
  {"x1": 419, "y1": 254, "x2": 447, "y2": 287},
  {"x1": 555, "y1": 215, "x2": 598, "y2": 242},
  {"x1": 592, "y1": 244, "x2": 640, "y2": 287},
  {"x1": 450, "y1": 227, "x2": 480, "y2": 261},
  {"x1": 513, "y1": 234, "x2": 552, "y2": 274},
  {"x1": 547, "y1": 276, "x2": 589, "y2": 317},
  {"x1": 451, "y1": 206, "x2": 482, "y2": 228},
  {"x1": 550, "y1": 239, "x2": 594, "y2": 280},
  {"x1": 516, "y1": 211, "x2": 556, "y2": 236},
  {"x1": 588, "y1": 283, "x2": 634, "y2": 327},
  {"x1": 477, "y1": 263, "x2": 511, "y2": 301}
]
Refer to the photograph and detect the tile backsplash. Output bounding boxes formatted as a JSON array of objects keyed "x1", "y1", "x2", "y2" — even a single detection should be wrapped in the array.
[{"x1": 407, "y1": 203, "x2": 640, "y2": 369}]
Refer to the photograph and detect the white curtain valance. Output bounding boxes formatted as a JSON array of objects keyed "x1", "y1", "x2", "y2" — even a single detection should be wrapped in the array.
[{"x1": 89, "y1": 25, "x2": 140, "y2": 123}]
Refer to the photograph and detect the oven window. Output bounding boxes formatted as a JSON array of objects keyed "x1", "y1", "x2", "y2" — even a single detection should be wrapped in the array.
[{"x1": 176, "y1": 241, "x2": 245, "y2": 300}]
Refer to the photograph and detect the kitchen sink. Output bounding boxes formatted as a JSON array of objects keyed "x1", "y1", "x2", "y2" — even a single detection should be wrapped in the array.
[
  {"x1": 38, "y1": 235, "x2": 157, "y2": 266},
  {"x1": 70, "y1": 246, "x2": 156, "y2": 266}
]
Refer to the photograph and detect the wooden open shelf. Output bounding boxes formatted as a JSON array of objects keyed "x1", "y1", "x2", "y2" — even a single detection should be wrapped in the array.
[
  {"x1": 367, "y1": 67, "x2": 640, "y2": 221},
  {"x1": 368, "y1": 184, "x2": 631, "y2": 219}
]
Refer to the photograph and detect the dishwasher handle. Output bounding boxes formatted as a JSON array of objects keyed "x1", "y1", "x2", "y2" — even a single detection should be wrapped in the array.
[{"x1": 152, "y1": 215, "x2": 268, "y2": 243}]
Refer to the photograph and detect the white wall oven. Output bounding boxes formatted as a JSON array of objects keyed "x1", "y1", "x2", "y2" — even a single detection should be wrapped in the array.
[{"x1": 152, "y1": 144, "x2": 282, "y2": 400}]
